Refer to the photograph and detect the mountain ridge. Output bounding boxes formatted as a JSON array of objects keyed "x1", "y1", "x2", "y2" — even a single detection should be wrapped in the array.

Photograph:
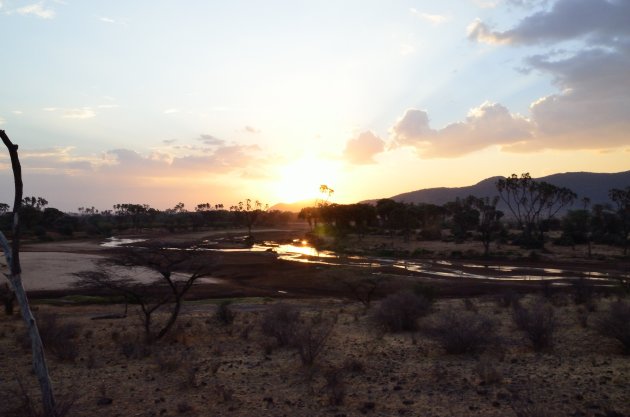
[
  {"x1": 270, "y1": 171, "x2": 630, "y2": 213},
  {"x1": 362, "y1": 170, "x2": 630, "y2": 211}
]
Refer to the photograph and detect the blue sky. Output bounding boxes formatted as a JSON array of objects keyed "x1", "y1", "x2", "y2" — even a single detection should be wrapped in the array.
[{"x1": 1, "y1": 0, "x2": 629, "y2": 211}]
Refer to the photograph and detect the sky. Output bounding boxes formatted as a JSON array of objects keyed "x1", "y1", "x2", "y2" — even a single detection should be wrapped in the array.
[{"x1": 1, "y1": 0, "x2": 629, "y2": 211}]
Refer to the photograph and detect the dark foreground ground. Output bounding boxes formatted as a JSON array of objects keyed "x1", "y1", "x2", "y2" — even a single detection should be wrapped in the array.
[{"x1": 2, "y1": 229, "x2": 629, "y2": 416}]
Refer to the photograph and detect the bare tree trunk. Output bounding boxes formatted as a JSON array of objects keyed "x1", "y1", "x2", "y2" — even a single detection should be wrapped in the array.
[{"x1": 0, "y1": 130, "x2": 57, "y2": 417}]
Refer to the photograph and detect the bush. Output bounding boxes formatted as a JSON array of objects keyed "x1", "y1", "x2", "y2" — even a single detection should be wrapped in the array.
[
  {"x1": 37, "y1": 313, "x2": 80, "y2": 362},
  {"x1": 596, "y1": 300, "x2": 630, "y2": 354},
  {"x1": 215, "y1": 300, "x2": 235, "y2": 325},
  {"x1": 496, "y1": 290, "x2": 522, "y2": 308},
  {"x1": 323, "y1": 367, "x2": 345, "y2": 405},
  {"x1": 261, "y1": 303, "x2": 300, "y2": 347},
  {"x1": 373, "y1": 291, "x2": 432, "y2": 332},
  {"x1": 292, "y1": 318, "x2": 334, "y2": 366},
  {"x1": 428, "y1": 310, "x2": 496, "y2": 354},
  {"x1": 512, "y1": 299, "x2": 556, "y2": 351}
]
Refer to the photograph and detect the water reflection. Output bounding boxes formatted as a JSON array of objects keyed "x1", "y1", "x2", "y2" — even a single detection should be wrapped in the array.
[{"x1": 101, "y1": 236, "x2": 627, "y2": 285}]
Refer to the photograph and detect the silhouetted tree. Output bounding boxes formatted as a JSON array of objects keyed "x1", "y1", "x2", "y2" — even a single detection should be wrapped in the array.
[
  {"x1": 496, "y1": 173, "x2": 576, "y2": 248},
  {"x1": 609, "y1": 187, "x2": 630, "y2": 255},
  {"x1": 74, "y1": 241, "x2": 214, "y2": 343},
  {"x1": 469, "y1": 196, "x2": 503, "y2": 256},
  {"x1": 444, "y1": 197, "x2": 480, "y2": 242}
]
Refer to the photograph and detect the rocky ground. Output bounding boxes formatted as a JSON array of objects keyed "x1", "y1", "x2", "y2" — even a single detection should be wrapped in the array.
[
  {"x1": 1, "y1": 293, "x2": 629, "y2": 417},
  {"x1": 2, "y1": 229, "x2": 629, "y2": 416}
]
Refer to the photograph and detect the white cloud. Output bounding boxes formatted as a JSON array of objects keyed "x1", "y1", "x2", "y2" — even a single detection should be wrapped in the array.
[
  {"x1": 97, "y1": 104, "x2": 119, "y2": 109},
  {"x1": 43, "y1": 107, "x2": 58, "y2": 112},
  {"x1": 12, "y1": 110, "x2": 22, "y2": 115},
  {"x1": 63, "y1": 108, "x2": 96, "y2": 119},
  {"x1": 410, "y1": 9, "x2": 450, "y2": 25},
  {"x1": 99, "y1": 16, "x2": 116, "y2": 24},
  {"x1": 163, "y1": 108, "x2": 180, "y2": 114},
  {"x1": 390, "y1": 103, "x2": 532, "y2": 157},
  {"x1": 17, "y1": 3, "x2": 55, "y2": 19},
  {"x1": 343, "y1": 131, "x2": 385, "y2": 164},
  {"x1": 0, "y1": 116, "x2": 5, "y2": 125}
]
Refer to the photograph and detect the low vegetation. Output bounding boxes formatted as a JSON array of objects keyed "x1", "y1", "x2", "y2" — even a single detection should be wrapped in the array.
[{"x1": 373, "y1": 291, "x2": 432, "y2": 332}]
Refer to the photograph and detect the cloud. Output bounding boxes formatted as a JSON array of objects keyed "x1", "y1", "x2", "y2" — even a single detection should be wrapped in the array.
[
  {"x1": 0, "y1": 116, "x2": 5, "y2": 125},
  {"x1": 162, "y1": 139, "x2": 177, "y2": 145},
  {"x1": 99, "y1": 16, "x2": 116, "y2": 24},
  {"x1": 17, "y1": 3, "x2": 55, "y2": 19},
  {"x1": 410, "y1": 8, "x2": 450, "y2": 25},
  {"x1": 463, "y1": 0, "x2": 630, "y2": 153},
  {"x1": 15, "y1": 147, "x2": 101, "y2": 173},
  {"x1": 63, "y1": 108, "x2": 96, "y2": 119},
  {"x1": 343, "y1": 131, "x2": 385, "y2": 164},
  {"x1": 97, "y1": 104, "x2": 119, "y2": 109},
  {"x1": 468, "y1": 0, "x2": 630, "y2": 45},
  {"x1": 12, "y1": 110, "x2": 22, "y2": 115},
  {"x1": 163, "y1": 108, "x2": 180, "y2": 114},
  {"x1": 43, "y1": 106, "x2": 98, "y2": 119},
  {"x1": 390, "y1": 103, "x2": 532, "y2": 157},
  {"x1": 197, "y1": 134, "x2": 225, "y2": 146},
  {"x1": 102, "y1": 143, "x2": 263, "y2": 177},
  {"x1": 244, "y1": 125, "x2": 261, "y2": 134}
]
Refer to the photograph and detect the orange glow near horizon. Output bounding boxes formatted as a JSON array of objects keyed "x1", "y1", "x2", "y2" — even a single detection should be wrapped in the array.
[{"x1": 272, "y1": 156, "x2": 341, "y2": 203}]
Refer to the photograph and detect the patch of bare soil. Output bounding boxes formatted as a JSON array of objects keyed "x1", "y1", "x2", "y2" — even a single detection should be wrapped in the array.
[{"x1": 1, "y1": 295, "x2": 629, "y2": 417}]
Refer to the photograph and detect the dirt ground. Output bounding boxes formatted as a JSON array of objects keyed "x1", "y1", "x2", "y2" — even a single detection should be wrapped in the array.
[
  {"x1": 1, "y1": 295, "x2": 629, "y2": 417},
  {"x1": 2, "y1": 228, "x2": 629, "y2": 416}
]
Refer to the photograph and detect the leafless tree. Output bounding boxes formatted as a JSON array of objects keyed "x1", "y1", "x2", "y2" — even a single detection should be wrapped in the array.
[
  {"x1": 74, "y1": 242, "x2": 215, "y2": 343},
  {"x1": 0, "y1": 130, "x2": 58, "y2": 416}
]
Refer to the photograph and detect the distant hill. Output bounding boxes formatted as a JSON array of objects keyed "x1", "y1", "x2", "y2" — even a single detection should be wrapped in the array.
[
  {"x1": 269, "y1": 199, "x2": 317, "y2": 212},
  {"x1": 362, "y1": 170, "x2": 630, "y2": 214}
]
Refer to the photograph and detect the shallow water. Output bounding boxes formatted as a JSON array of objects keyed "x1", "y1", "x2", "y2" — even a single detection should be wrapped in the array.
[{"x1": 100, "y1": 237, "x2": 627, "y2": 284}]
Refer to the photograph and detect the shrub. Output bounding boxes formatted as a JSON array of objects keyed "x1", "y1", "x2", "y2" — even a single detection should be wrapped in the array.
[
  {"x1": 496, "y1": 290, "x2": 522, "y2": 308},
  {"x1": 373, "y1": 291, "x2": 432, "y2": 332},
  {"x1": 37, "y1": 313, "x2": 80, "y2": 362},
  {"x1": 261, "y1": 303, "x2": 300, "y2": 347},
  {"x1": 215, "y1": 300, "x2": 235, "y2": 325},
  {"x1": 512, "y1": 299, "x2": 556, "y2": 351},
  {"x1": 596, "y1": 300, "x2": 630, "y2": 354},
  {"x1": 428, "y1": 310, "x2": 496, "y2": 354},
  {"x1": 323, "y1": 367, "x2": 345, "y2": 405},
  {"x1": 292, "y1": 318, "x2": 334, "y2": 366}
]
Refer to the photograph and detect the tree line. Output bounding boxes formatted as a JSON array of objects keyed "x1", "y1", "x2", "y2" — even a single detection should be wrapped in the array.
[
  {"x1": 299, "y1": 173, "x2": 630, "y2": 256},
  {"x1": 0, "y1": 198, "x2": 296, "y2": 240}
]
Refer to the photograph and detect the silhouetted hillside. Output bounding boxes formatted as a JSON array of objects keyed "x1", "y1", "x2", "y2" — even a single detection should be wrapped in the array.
[
  {"x1": 269, "y1": 199, "x2": 317, "y2": 213},
  {"x1": 362, "y1": 170, "x2": 630, "y2": 214}
]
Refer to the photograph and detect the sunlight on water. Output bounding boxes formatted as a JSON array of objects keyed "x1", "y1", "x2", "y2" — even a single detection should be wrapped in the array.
[{"x1": 101, "y1": 237, "x2": 147, "y2": 247}]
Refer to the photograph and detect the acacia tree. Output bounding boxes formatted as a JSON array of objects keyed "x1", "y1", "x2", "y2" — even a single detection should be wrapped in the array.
[
  {"x1": 496, "y1": 173, "x2": 576, "y2": 248},
  {"x1": 469, "y1": 196, "x2": 503, "y2": 256},
  {"x1": 75, "y1": 242, "x2": 214, "y2": 343},
  {"x1": 609, "y1": 187, "x2": 630, "y2": 255},
  {"x1": 0, "y1": 130, "x2": 58, "y2": 416}
]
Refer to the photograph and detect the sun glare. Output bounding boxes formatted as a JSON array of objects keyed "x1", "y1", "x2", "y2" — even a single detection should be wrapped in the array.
[{"x1": 273, "y1": 157, "x2": 340, "y2": 203}]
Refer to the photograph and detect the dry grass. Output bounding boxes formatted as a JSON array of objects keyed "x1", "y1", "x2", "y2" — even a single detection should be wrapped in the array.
[{"x1": 1, "y1": 296, "x2": 629, "y2": 417}]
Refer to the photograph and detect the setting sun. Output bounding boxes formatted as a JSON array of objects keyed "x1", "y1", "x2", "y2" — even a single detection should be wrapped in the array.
[{"x1": 272, "y1": 157, "x2": 341, "y2": 203}]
